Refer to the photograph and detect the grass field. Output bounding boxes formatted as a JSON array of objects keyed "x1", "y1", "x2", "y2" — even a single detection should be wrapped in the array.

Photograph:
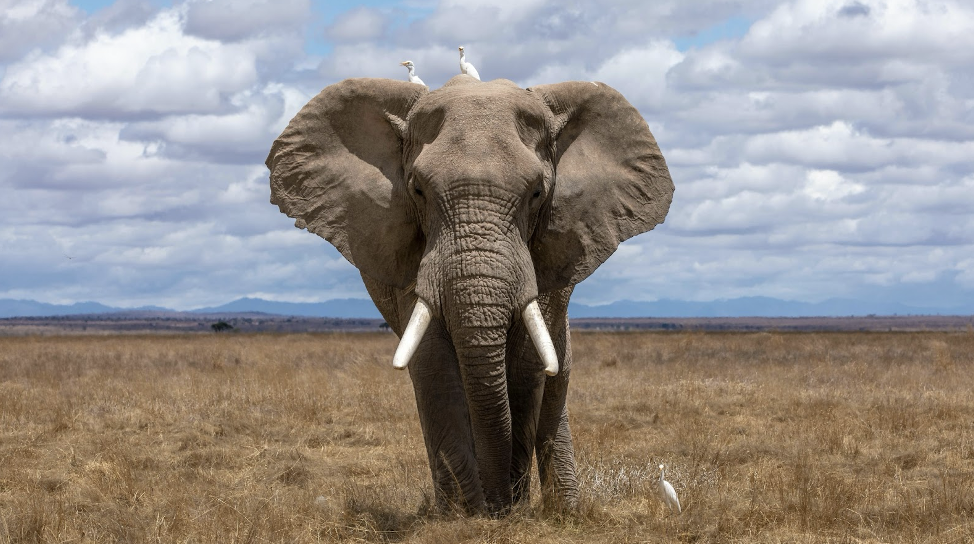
[{"x1": 1, "y1": 330, "x2": 972, "y2": 542}]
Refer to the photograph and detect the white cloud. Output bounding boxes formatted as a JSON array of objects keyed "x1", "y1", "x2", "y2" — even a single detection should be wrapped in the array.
[
  {"x1": 0, "y1": 0, "x2": 79, "y2": 62},
  {"x1": 183, "y1": 0, "x2": 311, "y2": 42},
  {"x1": 218, "y1": 167, "x2": 269, "y2": 205},
  {"x1": 324, "y1": 7, "x2": 388, "y2": 43},
  {"x1": 742, "y1": 0, "x2": 974, "y2": 66},
  {"x1": 0, "y1": 7, "x2": 259, "y2": 118},
  {"x1": 81, "y1": 0, "x2": 155, "y2": 36},
  {"x1": 119, "y1": 85, "x2": 289, "y2": 163},
  {"x1": 1, "y1": 0, "x2": 972, "y2": 312},
  {"x1": 802, "y1": 170, "x2": 865, "y2": 201},
  {"x1": 525, "y1": 42, "x2": 683, "y2": 110},
  {"x1": 740, "y1": 121, "x2": 974, "y2": 170},
  {"x1": 957, "y1": 259, "x2": 974, "y2": 288},
  {"x1": 666, "y1": 45, "x2": 746, "y2": 91},
  {"x1": 592, "y1": 43, "x2": 683, "y2": 111}
]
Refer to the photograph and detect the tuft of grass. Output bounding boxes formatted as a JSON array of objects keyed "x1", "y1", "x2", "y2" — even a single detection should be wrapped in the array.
[{"x1": 0, "y1": 331, "x2": 972, "y2": 542}]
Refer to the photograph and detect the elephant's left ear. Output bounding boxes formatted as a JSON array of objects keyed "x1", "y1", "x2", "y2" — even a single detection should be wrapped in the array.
[{"x1": 527, "y1": 81, "x2": 674, "y2": 293}]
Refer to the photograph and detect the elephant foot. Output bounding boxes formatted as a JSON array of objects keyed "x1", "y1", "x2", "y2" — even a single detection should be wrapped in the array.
[
  {"x1": 481, "y1": 482, "x2": 514, "y2": 518},
  {"x1": 537, "y1": 462, "x2": 579, "y2": 514},
  {"x1": 429, "y1": 487, "x2": 514, "y2": 518},
  {"x1": 429, "y1": 493, "x2": 481, "y2": 517},
  {"x1": 430, "y1": 471, "x2": 485, "y2": 516},
  {"x1": 486, "y1": 503, "x2": 512, "y2": 519},
  {"x1": 536, "y1": 411, "x2": 580, "y2": 514},
  {"x1": 429, "y1": 493, "x2": 511, "y2": 519},
  {"x1": 537, "y1": 450, "x2": 580, "y2": 514},
  {"x1": 540, "y1": 486, "x2": 579, "y2": 515}
]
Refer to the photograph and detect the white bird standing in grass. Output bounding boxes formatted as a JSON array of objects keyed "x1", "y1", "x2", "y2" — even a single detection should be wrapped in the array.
[
  {"x1": 458, "y1": 46, "x2": 480, "y2": 80},
  {"x1": 657, "y1": 464, "x2": 681, "y2": 514},
  {"x1": 399, "y1": 60, "x2": 425, "y2": 85}
]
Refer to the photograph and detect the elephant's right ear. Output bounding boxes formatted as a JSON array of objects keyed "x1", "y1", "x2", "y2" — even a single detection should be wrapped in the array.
[{"x1": 266, "y1": 78, "x2": 427, "y2": 289}]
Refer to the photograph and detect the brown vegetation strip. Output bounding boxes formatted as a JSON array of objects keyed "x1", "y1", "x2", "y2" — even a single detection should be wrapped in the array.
[{"x1": 1, "y1": 331, "x2": 972, "y2": 542}]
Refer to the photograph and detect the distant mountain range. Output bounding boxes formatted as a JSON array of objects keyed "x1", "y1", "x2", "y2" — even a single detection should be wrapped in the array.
[
  {"x1": 1, "y1": 296, "x2": 971, "y2": 319},
  {"x1": 191, "y1": 297, "x2": 383, "y2": 318},
  {"x1": 567, "y1": 296, "x2": 974, "y2": 318},
  {"x1": 0, "y1": 297, "x2": 383, "y2": 319}
]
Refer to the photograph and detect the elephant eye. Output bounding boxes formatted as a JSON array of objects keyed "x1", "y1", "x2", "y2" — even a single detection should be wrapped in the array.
[
  {"x1": 530, "y1": 174, "x2": 545, "y2": 200},
  {"x1": 532, "y1": 182, "x2": 543, "y2": 199},
  {"x1": 414, "y1": 187, "x2": 424, "y2": 197}
]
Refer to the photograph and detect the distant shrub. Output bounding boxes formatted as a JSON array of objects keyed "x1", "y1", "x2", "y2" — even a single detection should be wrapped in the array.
[{"x1": 211, "y1": 321, "x2": 234, "y2": 332}]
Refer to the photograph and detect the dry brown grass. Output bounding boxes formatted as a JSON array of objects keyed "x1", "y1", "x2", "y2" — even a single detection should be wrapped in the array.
[{"x1": 1, "y1": 330, "x2": 972, "y2": 543}]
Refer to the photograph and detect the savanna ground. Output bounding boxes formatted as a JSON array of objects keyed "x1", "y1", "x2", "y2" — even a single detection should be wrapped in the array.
[{"x1": 1, "y1": 330, "x2": 972, "y2": 543}]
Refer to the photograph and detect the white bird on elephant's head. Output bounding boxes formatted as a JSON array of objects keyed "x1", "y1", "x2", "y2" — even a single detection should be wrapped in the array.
[
  {"x1": 458, "y1": 46, "x2": 480, "y2": 80},
  {"x1": 400, "y1": 60, "x2": 425, "y2": 86},
  {"x1": 657, "y1": 464, "x2": 681, "y2": 514}
]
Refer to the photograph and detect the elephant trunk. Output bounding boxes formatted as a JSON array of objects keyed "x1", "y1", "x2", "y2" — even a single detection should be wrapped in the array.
[{"x1": 445, "y1": 275, "x2": 515, "y2": 514}]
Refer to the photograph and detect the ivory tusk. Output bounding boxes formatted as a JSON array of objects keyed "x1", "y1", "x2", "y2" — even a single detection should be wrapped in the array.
[
  {"x1": 392, "y1": 299, "x2": 432, "y2": 370},
  {"x1": 522, "y1": 300, "x2": 559, "y2": 376}
]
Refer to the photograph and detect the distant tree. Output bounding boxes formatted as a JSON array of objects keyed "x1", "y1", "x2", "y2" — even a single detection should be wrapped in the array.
[
  {"x1": 211, "y1": 321, "x2": 234, "y2": 332},
  {"x1": 379, "y1": 322, "x2": 390, "y2": 330}
]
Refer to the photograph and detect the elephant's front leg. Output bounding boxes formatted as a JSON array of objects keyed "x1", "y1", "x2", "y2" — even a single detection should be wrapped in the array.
[
  {"x1": 534, "y1": 288, "x2": 579, "y2": 511},
  {"x1": 507, "y1": 289, "x2": 574, "y2": 507},
  {"x1": 535, "y1": 344, "x2": 579, "y2": 511},
  {"x1": 506, "y1": 326, "x2": 546, "y2": 506},
  {"x1": 407, "y1": 320, "x2": 485, "y2": 513}
]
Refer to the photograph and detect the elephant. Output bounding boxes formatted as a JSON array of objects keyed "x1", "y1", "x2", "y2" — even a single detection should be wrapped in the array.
[{"x1": 265, "y1": 74, "x2": 674, "y2": 515}]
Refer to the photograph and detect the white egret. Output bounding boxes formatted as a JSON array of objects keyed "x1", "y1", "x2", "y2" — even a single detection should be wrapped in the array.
[
  {"x1": 657, "y1": 464, "x2": 681, "y2": 514},
  {"x1": 399, "y1": 60, "x2": 425, "y2": 86},
  {"x1": 458, "y1": 46, "x2": 480, "y2": 80}
]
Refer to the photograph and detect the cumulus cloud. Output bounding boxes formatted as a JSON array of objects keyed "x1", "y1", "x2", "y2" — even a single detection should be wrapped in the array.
[
  {"x1": 183, "y1": 0, "x2": 311, "y2": 42},
  {"x1": 381, "y1": 0, "x2": 779, "y2": 89},
  {"x1": 119, "y1": 85, "x2": 291, "y2": 164},
  {"x1": 1, "y1": 0, "x2": 972, "y2": 311},
  {"x1": 0, "y1": 0, "x2": 80, "y2": 62},
  {"x1": 324, "y1": 7, "x2": 388, "y2": 43},
  {"x1": 742, "y1": 0, "x2": 974, "y2": 67},
  {"x1": 0, "y1": 8, "x2": 260, "y2": 118},
  {"x1": 80, "y1": 0, "x2": 155, "y2": 36}
]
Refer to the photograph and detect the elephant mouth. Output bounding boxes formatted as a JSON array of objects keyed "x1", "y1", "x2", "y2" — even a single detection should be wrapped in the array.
[{"x1": 392, "y1": 298, "x2": 559, "y2": 376}]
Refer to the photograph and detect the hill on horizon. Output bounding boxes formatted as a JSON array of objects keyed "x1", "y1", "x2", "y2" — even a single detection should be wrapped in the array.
[{"x1": 2, "y1": 296, "x2": 972, "y2": 320}]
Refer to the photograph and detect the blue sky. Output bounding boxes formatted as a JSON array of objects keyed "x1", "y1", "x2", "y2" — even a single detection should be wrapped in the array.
[
  {"x1": 672, "y1": 16, "x2": 753, "y2": 51},
  {"x1": 73, "y1": 0, "x2": 114, "y2": 10},
  {"x1": 2, "y1": 0, "x2": 973, "y2": 312}
]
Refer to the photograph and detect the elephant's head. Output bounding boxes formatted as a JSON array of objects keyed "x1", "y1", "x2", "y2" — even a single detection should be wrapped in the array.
[{"x1": 266, "y1": 75, "x2": 673, "y2": 512}]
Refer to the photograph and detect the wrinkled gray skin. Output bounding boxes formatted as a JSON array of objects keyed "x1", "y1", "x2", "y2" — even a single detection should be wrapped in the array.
[{"x1": 266, "y1": 75, "x2": 673, "y2": 516}]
